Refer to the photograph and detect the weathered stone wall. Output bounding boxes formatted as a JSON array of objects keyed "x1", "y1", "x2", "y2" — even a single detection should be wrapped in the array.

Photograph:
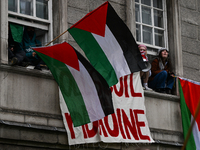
[{"x1": 180, "y1": 0, "x2": 200, "y2": 82}]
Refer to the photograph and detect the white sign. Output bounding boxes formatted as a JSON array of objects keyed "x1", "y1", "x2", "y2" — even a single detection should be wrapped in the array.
[{"x1": 60, "y1": 72, "x2": 154, "y2": 145}]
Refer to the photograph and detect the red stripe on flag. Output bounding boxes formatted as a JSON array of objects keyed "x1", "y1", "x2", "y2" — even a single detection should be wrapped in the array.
[
  {"x1": 179, "y1": 78, "x2": 200, "y2": 131},
  {"x1": 33, "y1": 42, "x2": 79, "y2": 71},
  {"x1": 70, "y1": 2, "x2": 108, "y2": 37}
]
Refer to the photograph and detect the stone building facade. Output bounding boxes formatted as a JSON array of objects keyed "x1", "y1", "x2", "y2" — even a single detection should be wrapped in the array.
[{"x1": 0, "y1": 0, "x2": 199, "y2": 149}]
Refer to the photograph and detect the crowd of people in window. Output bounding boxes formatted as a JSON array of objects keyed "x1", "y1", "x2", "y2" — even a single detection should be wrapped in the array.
[
  {"x1": 139, "y1": 44, "x2": 175, "y2": 94},
  {"x1": 8, "y1": 24, "x2": 47, "y2": 70}
]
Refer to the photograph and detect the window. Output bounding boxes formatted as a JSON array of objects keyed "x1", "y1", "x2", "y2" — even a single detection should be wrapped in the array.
[
  {"x1": 8, "y1": 0, "x2": 52, "y2": 46},
  {"x1": 135, "y1": 0, "x2": 168, "y2": 56}
]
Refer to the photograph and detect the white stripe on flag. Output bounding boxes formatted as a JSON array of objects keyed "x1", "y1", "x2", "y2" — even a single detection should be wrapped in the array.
[
  {"x1": 66, "y1": 61, "x2": 105, "y2": 122},
  {"x1": 191, "y1": 115, "x2": 200, "y2": 149},
  {"x1": 92, "y1": 25, "x2": 131, "y2": 79}
]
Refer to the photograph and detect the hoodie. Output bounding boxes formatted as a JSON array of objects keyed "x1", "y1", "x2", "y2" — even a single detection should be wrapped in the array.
[{"x1": 22, "y1": 27, "x2": 41, "y2": 61}]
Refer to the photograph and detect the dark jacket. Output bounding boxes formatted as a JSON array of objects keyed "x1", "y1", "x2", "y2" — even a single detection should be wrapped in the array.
[{"x1": 149, "y1": 58, "x2": 170, "y2": 82}]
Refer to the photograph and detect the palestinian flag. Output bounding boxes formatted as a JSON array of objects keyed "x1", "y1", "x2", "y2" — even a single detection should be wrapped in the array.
[
  {"x1": 68, "y1": 1, "x2": 145, "y2": 87},
  {"x1": 179, "y1": 77, "x2": 200, "y2": 149},
  {"x1": 33, "y1": 42, "x2": 114, "y2": 127}
]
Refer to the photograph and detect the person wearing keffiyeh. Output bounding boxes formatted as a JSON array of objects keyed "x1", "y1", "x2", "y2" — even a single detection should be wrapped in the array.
[{"x1": 148, "y1": 48, "x2": 175, "y2": 94}]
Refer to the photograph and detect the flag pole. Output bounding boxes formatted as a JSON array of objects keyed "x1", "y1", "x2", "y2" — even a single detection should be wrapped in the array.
[
  {"x1": 45, "y1": 29, "x2": 68, "y2": 46},
  {"x1": 181, "y1": 99, "x2": 200, "y2": 150}
]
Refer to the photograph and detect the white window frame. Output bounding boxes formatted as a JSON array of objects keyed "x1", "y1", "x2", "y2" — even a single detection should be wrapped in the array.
[
  {"x1": 8, "y1": 0, "x2": 53, "y2": 46},
  {"x1": 135, "y1": 0, "x2": 168, "y2": 56}
]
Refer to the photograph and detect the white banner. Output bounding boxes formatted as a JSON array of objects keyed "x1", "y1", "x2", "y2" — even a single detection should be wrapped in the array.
[{"x1": 60, "y1": 72, "x2": 154, "y2": 145}]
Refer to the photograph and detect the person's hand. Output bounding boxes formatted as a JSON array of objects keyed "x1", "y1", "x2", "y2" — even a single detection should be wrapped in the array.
[
  {"x1": 32, "y1": 52, "x2": 36, "y2": 57},
  {"x1": 10, "y1": 47, "x2": 14, "y2": 51},
  {"x1": 170, "y1": 72, "x2": 175, "y2": 77}
]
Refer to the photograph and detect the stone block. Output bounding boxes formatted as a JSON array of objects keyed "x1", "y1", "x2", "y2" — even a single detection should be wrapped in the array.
[
  {"x1": 0, "y1": 112, "x2": 24, "y2": 123},
  {"x1": 145, "y1": 95, "x2": 182, "y2": 132},
  {"x1": 57, "y1": 133, "x2": 68, "y2": 145},
  {"x1": 199, "y1": 26, "x2": 200, "y2": 40},
  {"x1": 198, "y1": 0, "x2": 200, "y2": 12},
  {"x1": 25, "y1": 116, "x2": 48, "y2": 126},
  {"x1": 180, "y1": 7, "x2": 199, "y2": 25},
  {"x1": 180, "y1": 0, "x2": 197, "y2": 10},
  {"x1": 183, "y1": 51, "x2": 200, "y2": 70},
  {"x1": 110, "y1": 0, "x2": 125, "y2": 5},
  {"x1": 181, "y1": 21, "x2": 198, "y2": 39},
  {"x1": 47, "y1": 118, "x2": 64, "y2": 128},
  {"x1": 181, "y1": 37, "x2": 200, "y2": 55},
  {"x1": 68, "y1": 0, "x2": 88, "y2": 11},
  {"x1": 183, "y1": 66, "x2": 200, "y2": 82},
  {"x1": 0, "y1": 126, "x2": 20, "y2": 140},
  {"x1": 0, "y1": 72, "x2": 60, "y2": 115},
  {"x1": 68, "y1": 6, "x2": 87, "y2": 25},
  {"x1": 20, "y1": 129, "x2": 58, "y2": 143}
]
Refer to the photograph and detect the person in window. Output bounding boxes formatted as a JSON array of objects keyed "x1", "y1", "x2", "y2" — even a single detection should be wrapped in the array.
[
  {"x1": 138, "y1": 44, "x2": 152, "y2": 90},
  {"x1": 22, "y1": 26, "x2": 45, "y2": 70},
  {"x1": 8, "y1": 25, "x2": 30, "y2": 67},
  {"x1": 148, "y1": 48, "x2": 175, "y2": 94}
]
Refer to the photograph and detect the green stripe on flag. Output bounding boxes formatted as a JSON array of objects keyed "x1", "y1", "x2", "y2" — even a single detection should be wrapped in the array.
[
  {"x1": 10, "y1": 23, "x2": 23, "y2": 43},
  {"x1": 179, "y1": 79, "x2": 196, "y2": 150},
  {"x1": 68, "y1": 28, "x2": 118, "y2": 87},
  {"x1": 37, "y1": 52, "x2": 90, "y2": 127}
]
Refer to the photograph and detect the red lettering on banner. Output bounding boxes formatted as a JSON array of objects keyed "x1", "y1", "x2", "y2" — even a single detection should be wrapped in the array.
[
  {"x1": 84, "y1": 121, "x2": 98, "y2": 138},
  {"x1": 111, "y1": 74, "x2": 142, "y2": 98},
  {"x1": 82, "y1": 125, "x2": 87, "y2": 138},
  {"x1": 122, "y1": 109, "x2": 139, "y2": 140},
  {"x1": 130, "y1": 74, "x2": 142, "y2": 97},
  {"x1": 124, "y1": 75, "x2": 129, "y2": 97},
  {"x1": 113, "y1": 77, "x2": 123, "y2": 97},
  {"x1": 65, "y1": 109, "x2": 149, "y2": 141},
  {"x1": 98, "y1": 119, "x2": 108, "y2": 137},
  {"x1": 64, "y1": 113, "x2": 75, "y2": 139},
  {"x1": 116, "y1": 108, "x2": 126, "y2": 139},
  {"x1": 104, "y1": 113, "x2": 119, "y2": 137},
  {"x1": 134, "y1": 110, "x2": 150, "y2": 141}
]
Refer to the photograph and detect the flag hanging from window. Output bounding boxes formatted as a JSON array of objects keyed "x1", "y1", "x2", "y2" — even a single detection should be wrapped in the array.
[
  {"x1": 179, "y1": 77, "x2": 200, "y2": 150},
  {"x1": 10, "y1": 23, "x2": 24, "y2": 43},
  {"x1": 33, "y1": 42, "x2": 114, "y2": 127},
  {"x1": 68, "y1": 1, "x2": 146, "y2": 87}
]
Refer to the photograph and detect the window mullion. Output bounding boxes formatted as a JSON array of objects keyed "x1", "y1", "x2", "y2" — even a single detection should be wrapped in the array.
[
  {"x1": 151, "y1": 0, "x2": 155, "y2": 47},
  {"x1": 139, "y1": 2, "x2": 143, "y2": 43},
  {"x1": 17, "y1": 0, "x2": 20, "y2": 13},
  {"x1": 163, "y1": 0, "x2": 168, "y2": 49},
  {"x1": 33, "y1": 0, "x2": 36, "y2": 17}
]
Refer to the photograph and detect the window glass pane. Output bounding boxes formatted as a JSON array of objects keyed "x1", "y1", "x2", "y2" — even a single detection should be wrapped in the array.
[
  {"x1": 135, "y1": 4, "x2": 140, "y2": 22},
  {"x1": 147, "y1": 48, "x2": 158, "y2": 54},
  {"x1": 141, "y1": 0, "x2": 151, "y2": 6},
  {"x1": 8, "y1": 0, "x2": 17, "y2": 12},
  {"x1": 20, "y1": 0, "x2": 33, "y2": 16},
  {"x1": 142, "y1": 6, "x2": 152, "y2": 25},
  {"x1": 155, "y1": 29, "x2": 164, "y2": 47},
  {"x1": 153, "y1": 0, "x2": 163, "y2": 9},
  {"x1": 135, "y1": 0, "x2": 139, "y2": 2},
  {"x1": 136, "y1": 24, "x2": 141, "y2": 42},
  {"x1": 143, "y1": 26, "x2": 153, "y2": 44},
  {"x1": 36, "y1": 0, "x2": 48, "y2": 19},
  {"x1": 154, "y1": 9, "x2": 163, "y2": 28}
]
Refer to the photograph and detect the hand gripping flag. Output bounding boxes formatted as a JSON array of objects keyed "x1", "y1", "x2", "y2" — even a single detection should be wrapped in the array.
[
  {"x1": 68, "y1": 1, "x2": 146, "y2": 87},
  {"x1": 33, "y1": 42, "x2": 114, "y2": 127},
  {"x1": 179, "y1": 77, "x2": 200, "y2": 150}
]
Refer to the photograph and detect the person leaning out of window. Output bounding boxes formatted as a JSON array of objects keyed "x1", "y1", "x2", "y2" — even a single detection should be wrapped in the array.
[{"x1": 148, "y1": 48, "x2": 175, "y2": 94}]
